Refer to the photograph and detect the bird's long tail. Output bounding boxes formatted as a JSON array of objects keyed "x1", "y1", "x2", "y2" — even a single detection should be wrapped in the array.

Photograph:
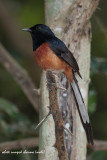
[{"x1": 71, "y1": 74, "x2": 94, "y2": 145}]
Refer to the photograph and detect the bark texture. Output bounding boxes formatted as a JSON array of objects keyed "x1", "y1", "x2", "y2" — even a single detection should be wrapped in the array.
[
  {"x1": 39, "y1": 0, "x2": 99, "y2": 160},
  {"x1": 46, "y1": 71, "x2": 68, "y2": 160}
]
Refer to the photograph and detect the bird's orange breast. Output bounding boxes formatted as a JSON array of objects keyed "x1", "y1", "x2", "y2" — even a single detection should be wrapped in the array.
[
  {"x1": 33, "y1": 42, "x2": 73, "y2": 82},
  {"x1": 33, "y1": 43, "x2": 66, "y2": 70}
]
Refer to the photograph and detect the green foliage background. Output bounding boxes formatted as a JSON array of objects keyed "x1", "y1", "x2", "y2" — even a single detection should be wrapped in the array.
[{"x1": 0, "y1": 0, "x2": 107, "y2": 160}]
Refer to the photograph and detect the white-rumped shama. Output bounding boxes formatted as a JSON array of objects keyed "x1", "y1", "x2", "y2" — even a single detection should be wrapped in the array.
[{"x1": 22, "y1": 24, "x2": 93, "y2": 145}]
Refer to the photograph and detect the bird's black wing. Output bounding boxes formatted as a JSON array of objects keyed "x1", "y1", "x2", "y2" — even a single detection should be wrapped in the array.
[
  {"x1": 48, "y1": 37, "x2": 81, "y2": 77},
  {"x1": 48, "y1": 37, "x2": 94, "y2": 145}
]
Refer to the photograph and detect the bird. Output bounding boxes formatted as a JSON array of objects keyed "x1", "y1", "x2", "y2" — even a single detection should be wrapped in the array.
[{"x1": 22, "y1": 24, "x2": 94, "y2": 145}]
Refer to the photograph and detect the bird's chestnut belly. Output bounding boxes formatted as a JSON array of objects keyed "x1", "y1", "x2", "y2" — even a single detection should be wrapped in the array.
[{"x1": 33, "y1": 43, "x2": 66, "y2": 70}]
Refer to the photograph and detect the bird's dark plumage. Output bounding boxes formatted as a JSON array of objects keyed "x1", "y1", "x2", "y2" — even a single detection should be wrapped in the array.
[
  {"x1": 22, "y1": 24, "x2": 94, "y2": 145},
  {"x1": 28, "y1": 24, "x2": 81, "y2": 78},
  {"x1": 48, "y1": 37, "x2": 82, "y2": 78}
]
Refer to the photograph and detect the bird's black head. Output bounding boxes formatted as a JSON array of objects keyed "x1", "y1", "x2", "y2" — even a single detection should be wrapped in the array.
[{"x1": 22, "y1": 24, "x2": 55, "y2": 51}]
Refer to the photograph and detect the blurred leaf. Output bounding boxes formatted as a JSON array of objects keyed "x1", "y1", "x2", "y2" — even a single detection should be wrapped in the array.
[
  {"x1": 88, "y1": 89, "x2": 97, "y2": 114},
  {"x1": 0, "y1": 98, "x2": 36, "y2": 141},
  {"x1": 88, "y1": 151, "x2": 107, "y2": 160},
  {"x1": 91, "y1": 56, "x2": 107, "y2": 76},
  {"x1": 0, "y1": 98, "x2": 19, "y2": 116},
  {"x1": 0, "y1": 98, "x2": 31, "y2": 122}
]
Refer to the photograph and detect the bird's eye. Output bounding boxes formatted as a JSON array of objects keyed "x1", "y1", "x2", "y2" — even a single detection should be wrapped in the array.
[{"x1": 37, "y1": 26, "x2": 41, "y2": 31}]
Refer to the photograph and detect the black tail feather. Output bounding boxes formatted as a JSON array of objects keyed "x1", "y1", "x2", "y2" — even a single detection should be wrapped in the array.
[
  {"x1": 71, "y1": 74, "x2": 94, "y2": 145},
  {"x1": 83, "y1": 122, "x2": 94, "y2": 145}
]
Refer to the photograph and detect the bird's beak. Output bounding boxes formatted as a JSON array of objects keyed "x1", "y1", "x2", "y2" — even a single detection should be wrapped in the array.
[{"x1": 22, "y1": 28, "x2": 32, "y2": 32}]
